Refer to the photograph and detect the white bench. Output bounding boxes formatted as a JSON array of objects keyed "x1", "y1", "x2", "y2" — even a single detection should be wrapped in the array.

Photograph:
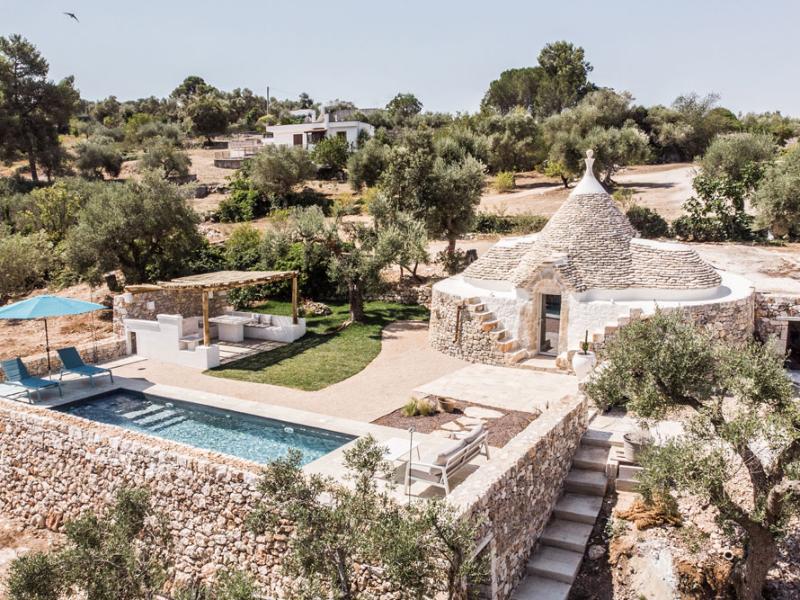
[
  {"x1": 226, "y1": 311, "x2": 306, "y2": 343},
  {"x1": 404, "y1": 425, "x2": 490, "y2": 495}
]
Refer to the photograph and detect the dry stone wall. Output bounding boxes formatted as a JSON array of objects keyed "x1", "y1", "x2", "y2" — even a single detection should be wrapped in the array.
[
  {"x1": 0, "y1": 392, "x2": 588, "y2": 600},
  {"x1": 113, "y1": 289, "x2": 231, "y2": 336},
  {"x1": 755, "y1": 292, "x2": 800, "y2": 349},
  {"x1": 429, "y1": 289, "x2": 506, "y2": 365},
  {"x1": 450, "y1": 395, "x2": 589, "y2": 599}
]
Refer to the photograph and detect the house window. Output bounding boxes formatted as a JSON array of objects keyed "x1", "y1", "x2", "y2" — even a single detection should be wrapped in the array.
[
  {"x1": 310, "y1": 131, "x2": 326, "y2": 144},
  {"x1": 293, "y1": 133, "x2": 303, "y2": 146},
  {"x1": 336, "y1": 131, "x2": 347, "y2": 140},
  {"x1": 265, "y1": 132, "x2": 274, "y2": 139}
]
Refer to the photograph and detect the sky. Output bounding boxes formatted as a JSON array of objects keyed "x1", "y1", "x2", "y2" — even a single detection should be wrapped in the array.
[{"x1": 3, "y1": 0, "x2": 800, "y2": 116}]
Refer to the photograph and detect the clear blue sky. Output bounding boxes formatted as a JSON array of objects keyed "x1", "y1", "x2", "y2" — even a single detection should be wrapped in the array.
[{"x1": 3, "y1": 0, "x2": 799, "y2": 115}]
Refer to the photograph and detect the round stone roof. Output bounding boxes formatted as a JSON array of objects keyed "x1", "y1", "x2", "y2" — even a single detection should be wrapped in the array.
[{"x1": 464, "y1": 151, "x2": 721, "y2": 292}]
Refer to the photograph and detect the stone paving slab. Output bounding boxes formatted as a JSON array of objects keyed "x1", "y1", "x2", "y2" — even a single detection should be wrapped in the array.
[{"x1": 413, "y1": 364, "x2": 578, "y2": 413}]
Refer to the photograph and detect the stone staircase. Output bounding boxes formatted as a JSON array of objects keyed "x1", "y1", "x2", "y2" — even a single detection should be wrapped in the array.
[
  {"x1": 511, "y1": 434, "x2": 612, "y2": 600},
  {"x1": 464, "y1": 297, "x2": 530, "y2": 365}
]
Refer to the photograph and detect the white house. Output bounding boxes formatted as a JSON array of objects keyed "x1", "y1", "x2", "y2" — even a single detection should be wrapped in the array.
[{"x1": 263, "y1": 113, "x2": 374, "y2": 150}]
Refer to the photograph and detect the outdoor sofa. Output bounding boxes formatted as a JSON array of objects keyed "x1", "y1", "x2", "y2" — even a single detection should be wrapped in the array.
[
  {"x1": 404, "y1": 424, "x2": 490, "y2": 495},
  {"x1": 226, "y1": 311, "x2": 306, "y2": 343}
]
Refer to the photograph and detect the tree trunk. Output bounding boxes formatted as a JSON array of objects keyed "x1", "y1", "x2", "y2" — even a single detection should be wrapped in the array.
[
  {"x1": 734, "y1": 525, "x2": 778, "y2": 600},
  {"x1": 348, "y1": 281, "x2": 365, "y2": 323},
  {"x1": 26, "y1": 142, "x2": 39, "y2": 183},
  {"x1": 561, "y1": 175, "x2": 569, "y2": 189}
]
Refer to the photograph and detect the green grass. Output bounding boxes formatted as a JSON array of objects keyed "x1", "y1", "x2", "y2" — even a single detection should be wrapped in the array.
[{"x1": 206, "y1": 300, "x2": 429, "y2": 391}]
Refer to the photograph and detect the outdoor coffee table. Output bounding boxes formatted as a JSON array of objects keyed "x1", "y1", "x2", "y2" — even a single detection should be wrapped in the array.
[
  {"x1": 208, "y1": 315, "x2": 254, "y2": 343},
  {"x1": 381, "y1": 437, "x2": 421, "y2": 482}
]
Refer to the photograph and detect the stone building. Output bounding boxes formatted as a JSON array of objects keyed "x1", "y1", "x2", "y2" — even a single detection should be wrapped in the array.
[{"x1": 429, "y1": 151, "x2": 756, "y2": 367}]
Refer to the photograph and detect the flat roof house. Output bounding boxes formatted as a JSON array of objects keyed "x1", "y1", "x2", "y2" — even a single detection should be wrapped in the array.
[{"x1": 263, "y1": 112, "x2": 374, "y2": 150}]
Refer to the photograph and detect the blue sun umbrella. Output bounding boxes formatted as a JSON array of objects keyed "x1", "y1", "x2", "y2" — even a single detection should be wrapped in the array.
[{"x1": 0, "y1": 295, "x2": 107, "y2": 373}]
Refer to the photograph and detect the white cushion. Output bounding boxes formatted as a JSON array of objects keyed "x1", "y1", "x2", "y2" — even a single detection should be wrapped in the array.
[
  {"x1": 461, "y1": 425, "x2": 485, "y2": 446},
  {"x1": 435, "y1": 439, "x2": 465, "y2": 465}
]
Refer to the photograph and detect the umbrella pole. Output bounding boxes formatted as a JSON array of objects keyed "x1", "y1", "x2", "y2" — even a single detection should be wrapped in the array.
[{"x1": 44, "y1": 318, "x2": 52, "y2": 376}]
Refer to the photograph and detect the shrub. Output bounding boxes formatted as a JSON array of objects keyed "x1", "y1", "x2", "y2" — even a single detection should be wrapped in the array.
[
  {"x1": 249, "y1": 145, "x2": 315, "y2": 198},
  {"x1": 751, "y1": 147, "x2": 800, "y2": 237},
  {"x1": 139, "y1": 136, "x2": 191, "y2": 179},
  {"x1": 0, "y1": 230, "x2": 53, "y2": 302},
  {"x1": 332, "y1": 193, "x2": 361, "y2": 216},
  {"x1": 471, "y1": 212, "x2": 548, "y2": 235},
  {"x1": 675, "y1": 170, "x2": 755, "y2": 241},
  {"x1": 311, "y1": 135, "x2": 349, "y2": 177},
  {"x1": 626, "y1": 205, "x2": 670, "y2": 238},
  {"x1": 401, "y1": 397, "x2": 438, "y2": 417},
  {"x1": 348, "y1": 137, "x2": 388, "y2": 190},
  {"x1": 74, "y1": 135, "x2": 123, "y2": 179},
  {"x1": 224, "y1": 224, "x2": 262, "y2": 270},
  {"x1": 493, "y1": 171, "x2": 515, "y2": 192}
]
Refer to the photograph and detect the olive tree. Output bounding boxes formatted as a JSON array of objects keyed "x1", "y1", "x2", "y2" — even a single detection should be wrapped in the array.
[
  {"x1": 247, "y1": 436, "x2": 484, "y2": 600},
  {"x1": 74, "y1": 135, "x2": 124, "y2": 179},
  {"x1": 586, "y1": 311, "x2": 799, "y2": 600},
  {"x1": 249, "y1": 145, "x2": 315, "y2": 198},
  {"x1": 65, "y1": 172, "x2": 201, "y2": 284},
  {"x1": 700, "y1": 132, "x2": 777, "y2": 183},
  {"x1": 0, "y1": 230, "x2": 52, "y2": 303},
  {"x1": 752, "y1": 147, "x2": 800, "y2": 237},
  {"x1": 139, "y1": 136, "x2": 192, "y2": 179}
]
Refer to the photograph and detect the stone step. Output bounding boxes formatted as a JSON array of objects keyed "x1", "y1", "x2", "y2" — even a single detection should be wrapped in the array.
[
  {"x1": 528, "y1": 546, "x2": 584, "y2": 584},
  {"x1": 592, "y1": 332, "x2": 605, "y2": 344},
  {"x1": 469, "y1": 303, "x2": 486, "y2": 313},
  {"x1": 581, "y1": 428, "x2": 625, "y2": 448},
  {"x1": 490, "y1": 329, "x2": 510, "y2": 341},
  {"x1": 540, "y1": 519, "x2": 593, "y2": 553},
  {"x1": 615, "y1": 464, "x2": 643, "y2": 492},
  {"x1": 511, "y1": 575, "x2": 571, "y2": 600},
  {"x1": 572, "y1": 445, "x2": 609, "y2": 472},
  {"x1": 496, "y1": 338, "x2": 518, "y2": 353},
  {"x1": 554, "y1": 493, "x2": 604, "y2": 525},
  {"x1": 507, "y1": 349, "x2": 529, "y2": 364},
  {"x1": 465, "y1": 297, "x2": 481, "y2": 305},
  {"x1": 629, "y1": 308, "x2": 644, "y2": 319},
  {"x1": 480, "y1": 319, "x2": 499, "y2": 331},
  {"x1": 565, "y1": 469, "x2": 607, "y2": 496}
]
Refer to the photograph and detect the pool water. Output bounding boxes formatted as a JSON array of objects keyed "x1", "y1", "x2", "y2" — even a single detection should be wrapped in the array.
[{"x1": 56, "y1": 390, "x2": 355, "y2": 465}]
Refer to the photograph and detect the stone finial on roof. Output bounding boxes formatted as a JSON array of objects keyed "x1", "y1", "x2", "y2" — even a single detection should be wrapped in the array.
[{"x1": 571, "y1": 149, "x2": 607, "y2": 196}]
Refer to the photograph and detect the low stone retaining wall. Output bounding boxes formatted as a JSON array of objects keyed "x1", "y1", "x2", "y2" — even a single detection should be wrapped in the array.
[
  {"x1": 373, "y1": 282, "x2": 433, "y2": 308},
  {"x1": 0, "y1": 336, "x2": 127, "y2": 380},
  {"x1": 450, "y1": 395, "x2": 588, "y2": 599}
]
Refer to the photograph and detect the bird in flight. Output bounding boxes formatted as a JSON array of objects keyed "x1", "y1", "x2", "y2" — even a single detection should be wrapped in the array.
[{"x1": 63, "y1": 12, "x2": 79, "y2": 22}]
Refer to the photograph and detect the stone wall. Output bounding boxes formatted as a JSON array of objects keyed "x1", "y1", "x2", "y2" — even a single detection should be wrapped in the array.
[
  {"x1": 0, "y1": 390, "x2": 587, "y2": 599},
  {"x1": 373, "y1": 281, "x2": 433, "y2": 308},
  {"x1": 429, "y1": 289, "x2": 506, "y2": 365},
  {"x1": 0, "y1": 336, "x2": 127, "y2": 380},
  {"x1": 754, "y1": 292, "x2": 800, "y2": 351},
  {"x1": 113, "y1": 289, "x2": 231, "y2": 337},
  {"x1": 450, "y1": 395, "x2": 589, "y2": 599},
  {"x1": 679, "y1": 292, "x2": 755, "y2": 345}
]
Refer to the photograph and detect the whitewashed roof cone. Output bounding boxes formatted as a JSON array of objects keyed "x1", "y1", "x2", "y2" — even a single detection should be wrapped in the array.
[{"x1": 464, "y1": 149, "x2": 722, "y2": 292}]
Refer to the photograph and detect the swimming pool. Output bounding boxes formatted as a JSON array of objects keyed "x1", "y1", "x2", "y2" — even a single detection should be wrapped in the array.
[{"x1": 55, "y1": 390, "x2": 355, "y2": 465}]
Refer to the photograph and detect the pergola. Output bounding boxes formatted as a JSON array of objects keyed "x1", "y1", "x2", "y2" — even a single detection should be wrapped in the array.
[{"x1": 157, "y1": 270, "x2": 299, "y2": 346}]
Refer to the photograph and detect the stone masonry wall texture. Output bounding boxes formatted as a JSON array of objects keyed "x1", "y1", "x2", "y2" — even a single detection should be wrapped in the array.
[
  {"x1": 0, "y1": 393, "x2": 588, "y2": 599},
  {"x1": 113, "y1": 289, "x2": 231, "y2": 337},
  {"x1": 450, "y1": 395, "x2": 588, "y2": 600},
  {"x1": 429, "y1": 289, "x2": 506, "y2": 365}
]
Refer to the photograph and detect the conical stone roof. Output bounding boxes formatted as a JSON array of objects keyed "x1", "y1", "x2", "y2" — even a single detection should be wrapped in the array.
[{"x1": 464, "y1": 151, "x2": 721, "y2": 292}]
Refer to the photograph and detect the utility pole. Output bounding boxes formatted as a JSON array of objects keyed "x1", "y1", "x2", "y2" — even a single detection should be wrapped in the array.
[{"x1": 266, "y1": 85, "x2": 270, "y2": 114}]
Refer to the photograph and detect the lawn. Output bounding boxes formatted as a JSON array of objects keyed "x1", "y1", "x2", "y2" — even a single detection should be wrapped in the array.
[{"x1": 206, "y1": 300, "x2": 429, "y2": 391}]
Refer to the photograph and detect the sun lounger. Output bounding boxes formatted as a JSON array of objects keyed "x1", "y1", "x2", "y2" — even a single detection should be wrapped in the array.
[
  {"x1": 0, "y1": 358, "x2": 62, "y2": 401},
  {"x1": 57, "y1": 347, "x2": 113, "y2": 386},
  {"x1": 404, "y1": 424, "x2": 490, "y2": 495}
]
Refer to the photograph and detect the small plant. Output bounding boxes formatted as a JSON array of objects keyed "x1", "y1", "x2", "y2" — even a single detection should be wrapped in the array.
[
  {"x1": 332, "y1": 193, "x2": 362, "y2": 216},
  {"x1": 612, "y1": 187, "x2": 636, "y2": 211},
  {"x1": 604, "y1": 516, "x2": 627, "y2": 540},
  {"x1": 493, "y1": 171, "x2": 515, "y2": 193},
  {"x1": 580, "y1": 330, "x2": 590, "y2": 355},
  {"x1": 401, "y1": 397, "x2": 438, "y2": 417},
  {"x1": 626, "y1": 204, "x2": 670, "y2": 238}
]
